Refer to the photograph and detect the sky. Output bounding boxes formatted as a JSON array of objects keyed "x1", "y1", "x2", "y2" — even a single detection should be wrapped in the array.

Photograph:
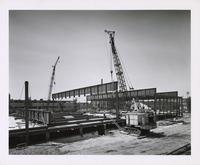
[{"x1": 9, "y1": 10, "x2": 190, "y2": 100}]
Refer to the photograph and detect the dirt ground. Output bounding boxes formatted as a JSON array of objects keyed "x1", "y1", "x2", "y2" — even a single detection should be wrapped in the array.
[{"x1": 9, "y1": 114, "x2": 191, "y2": 155}]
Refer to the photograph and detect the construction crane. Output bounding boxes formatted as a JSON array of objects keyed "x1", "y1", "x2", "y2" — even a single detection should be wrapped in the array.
[
  {"x1": 105, "y1": 30, "x2": 128, "y2": 92},
  {"x1": 48, "y1": 56, "x2": 60, "y2": 100}
]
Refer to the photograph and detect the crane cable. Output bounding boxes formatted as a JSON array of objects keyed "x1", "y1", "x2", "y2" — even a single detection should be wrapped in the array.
[
  {"x1": 47, "y1": 67, "x2": 57, "y2": 100},
  {"x1": 112, "y1": 36, "x2": 133, "y2": 89},
  {"x1": 19, "y1": 84, "x2": 24, "y2": 100},
  {"x1": 104, "y1": 32, "x2": 133, "y2": 90},
  {"x1": 109, "y1": 46, "x2": 114, "y2": 82},
  {"x1": 105, "y1": 33, "x2": 114, "y2": 82},
  {"x1": 47, "y1": 66, "x2": 52, "y2": 100},
  {"x1": 117, "y1": 49, "x2": 134, "y2": 90},
  {"x1": 53, "y1": 73, "x2": 57, "y2": 96},
  {"x1": 52, "y1": 58, "x2": 60, "y2": 99}
]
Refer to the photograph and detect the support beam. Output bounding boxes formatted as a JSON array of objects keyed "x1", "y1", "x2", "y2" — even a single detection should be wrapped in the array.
[
  {"x1": 52, "y1": 81, "x2": 118, "y2": 100},
  {"x1": 25, "y1": 81, "x2": 29, "y2": 145},
  {"x1": 103, "y1": 124, "x2": 107, "y2": 135},
  {"x1": 116, "y1": 90, "x2": 120, "y2": 121},
  {"x1": 87, "y1": 88, "x2": 156, "y2": 101},
  {"x1": 97, "y1": 125, "x2": 105, "y2": 135},
  {"x1": 46, "y1": 131, "x2": 50, "y2": 141},
  {"x1": 79, "y1": 127, "x2": 83, "y2": 137},
  {"x1": 156, "y1": 91, "x2": 178, "y2": 98}
]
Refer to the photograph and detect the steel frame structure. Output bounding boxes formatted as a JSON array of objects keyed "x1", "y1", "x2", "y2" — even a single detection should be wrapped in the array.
[
  {"x1": 52, "y1": 81, "x2": 182, "y2": 119},
  {"x1": 89, "y1": 89, "x2": 183, "y2": 118},
  {"x1": 87, "y1": 88, "x2": 156, "y2": 101},
  {"x1": 52, "y1": 81, "x2": 118, "y2": 100}
]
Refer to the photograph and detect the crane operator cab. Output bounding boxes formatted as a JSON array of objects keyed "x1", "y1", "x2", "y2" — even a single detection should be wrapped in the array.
[{"x1": 125, "y1": 98, "x2": 157, "y2": 135}]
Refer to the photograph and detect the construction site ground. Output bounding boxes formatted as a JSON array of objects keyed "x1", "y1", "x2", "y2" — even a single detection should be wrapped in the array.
[{"x1": 9, "y1": 114, "x2": 191, "y2": 155}]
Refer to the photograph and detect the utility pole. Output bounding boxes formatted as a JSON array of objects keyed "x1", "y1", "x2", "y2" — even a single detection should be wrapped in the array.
[{"x1": 25, "y1": 81, "x2": 29, "y2": 145}]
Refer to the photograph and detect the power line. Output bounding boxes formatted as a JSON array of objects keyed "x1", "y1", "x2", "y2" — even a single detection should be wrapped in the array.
[{"x1": 19, "y1": 84, "x2": 24, "y2": 100}]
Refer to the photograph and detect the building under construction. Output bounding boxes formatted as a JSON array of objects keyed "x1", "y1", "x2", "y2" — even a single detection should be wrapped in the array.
[
  {"x1": 9, "y1": 30, "x2": 190, "y2": 155},
  {"x1": 52, "y1": 30, "x2": 183, "y2": 120}
]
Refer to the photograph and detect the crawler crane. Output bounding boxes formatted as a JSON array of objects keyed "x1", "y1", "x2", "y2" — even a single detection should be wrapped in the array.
[{"x1": 105, "y1": 30, "x2": 157, "y2": 135}]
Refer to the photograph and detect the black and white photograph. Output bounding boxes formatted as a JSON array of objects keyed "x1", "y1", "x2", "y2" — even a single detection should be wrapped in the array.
[
  {"x1": 8, "y1": 10, "x2": 191, "y2": 155},
  {"x1": 2, "y1": 0, "x2": 200, "y2": 164}
]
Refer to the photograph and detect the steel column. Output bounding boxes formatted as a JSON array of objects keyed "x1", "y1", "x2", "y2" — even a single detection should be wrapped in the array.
[{"x1": 25, "y1": 81, "x2": 29, "y2": 145}]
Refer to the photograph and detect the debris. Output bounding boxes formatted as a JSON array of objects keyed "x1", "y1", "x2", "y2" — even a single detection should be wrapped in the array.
[{"x1": 167, "y1": 143, "x2": 191, "y2": 155}]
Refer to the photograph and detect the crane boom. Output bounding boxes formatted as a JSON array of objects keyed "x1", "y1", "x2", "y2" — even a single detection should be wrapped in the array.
[
  {"x1": 105, "y1": 30, "x2": 127, "y2": 91},
  {"x1": 48, "y1": 56, "x2": 60, "y2": 100}
]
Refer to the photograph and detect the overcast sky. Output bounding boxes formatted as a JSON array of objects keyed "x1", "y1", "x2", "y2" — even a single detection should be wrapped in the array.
[{"x1": 9, "y1": 10, "x2": 190, "y2": 100}]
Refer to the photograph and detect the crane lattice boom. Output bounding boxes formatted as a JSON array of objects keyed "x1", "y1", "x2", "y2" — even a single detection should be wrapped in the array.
[
  {"x1": 105, "y1": 30, "x2": 127, "y2": 92},
  {"x1": 48, "y1": 56, "x2": 60, "y2": 100}
]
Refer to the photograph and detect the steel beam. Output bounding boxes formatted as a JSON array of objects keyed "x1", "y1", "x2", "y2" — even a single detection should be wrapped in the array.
[
  {"x1": 25, "y1": 81, "x2": 29, "y2": 145},
  {"x1": 52, "y1": 81, "x2": 118, "y2": 100},
  {"x1": 156, "y1": 91, "x2": 178, "y2": 98},
  {"x1": 87, "y1": 88, "x2": 156, "y2": 101}
]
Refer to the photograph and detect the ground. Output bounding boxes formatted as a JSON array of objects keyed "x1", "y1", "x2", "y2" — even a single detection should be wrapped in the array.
[{"x1": 9, "y1": 114, "x2": 191, "y2": 155}]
